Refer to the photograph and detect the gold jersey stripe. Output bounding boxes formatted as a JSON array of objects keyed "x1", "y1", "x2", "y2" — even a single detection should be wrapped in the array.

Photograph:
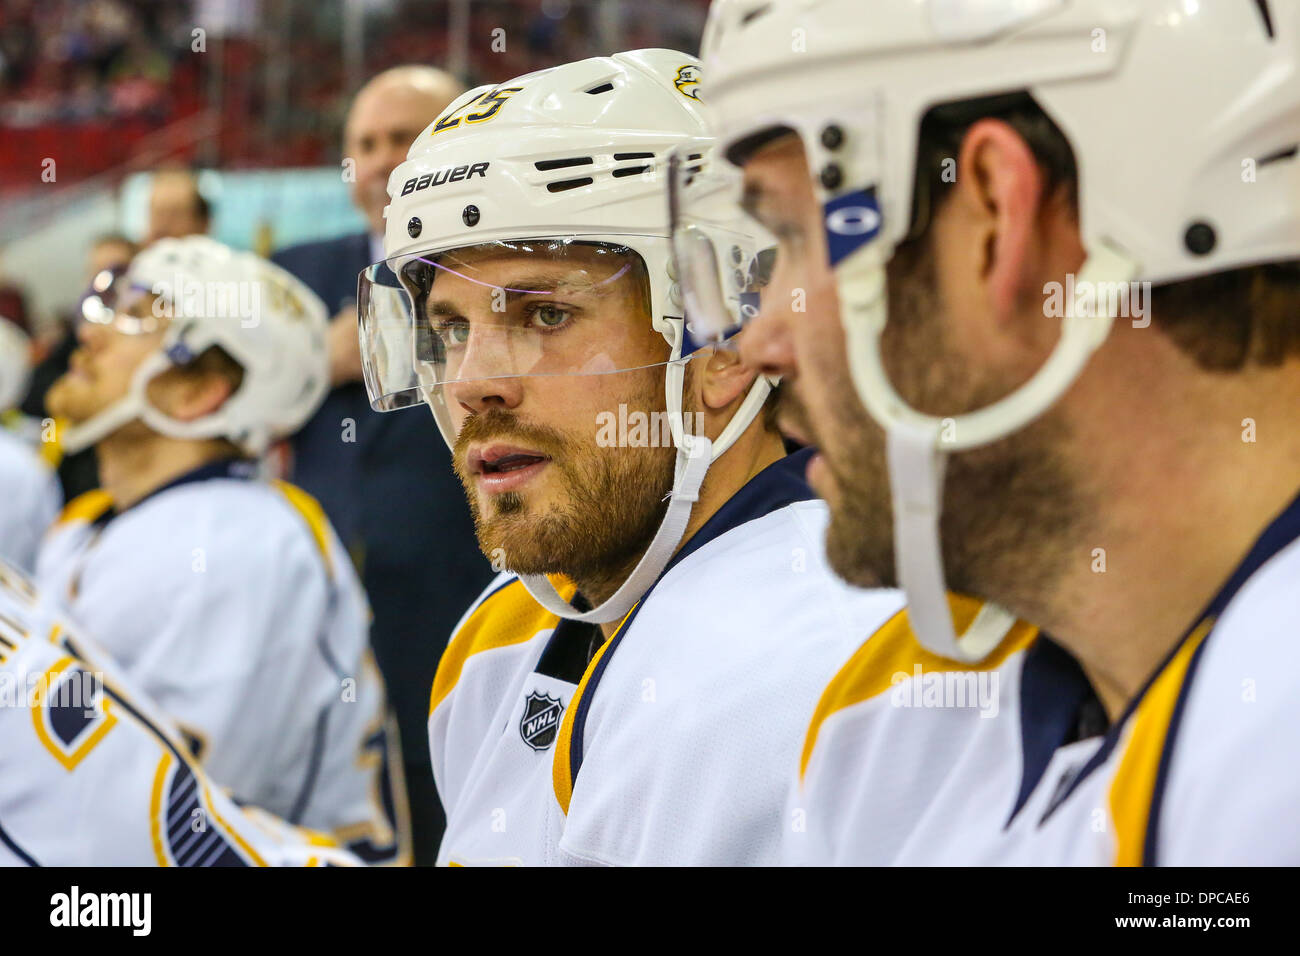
[
  {"x1": 800, "y1": 594, "x2": 1038, "y2": 780},
  {"x1": 1108, "y1": 618, "x2": 1213, "y2": 867}
]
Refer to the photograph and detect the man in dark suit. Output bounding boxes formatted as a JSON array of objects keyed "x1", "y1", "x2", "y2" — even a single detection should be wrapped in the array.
[{"x1": 272, "y1": 66, "x2": 493, "y2": 865}]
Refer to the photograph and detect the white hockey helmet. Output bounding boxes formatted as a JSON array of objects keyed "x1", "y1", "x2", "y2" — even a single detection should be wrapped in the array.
[
  {"x1": 674, "y1": 0, "x2": 1300, "y2": 660},
  {"x1": 360, "y1": 48, "x2": 773, "y2": 624},
  {"x1": 63, "y1": 235, "x2": 329, "y2": 456},
  {"x1": 0, "y1": 316, "x2": 31, "y2": 412}
]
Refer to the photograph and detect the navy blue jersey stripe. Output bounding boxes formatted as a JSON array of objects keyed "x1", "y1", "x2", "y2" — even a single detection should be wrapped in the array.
[
  {"x1": 568, "y1": 448, "x2": 817, "y2": 790},
  {"x1": 0, "y1": 815, "x2": 40, "y2": 866}
]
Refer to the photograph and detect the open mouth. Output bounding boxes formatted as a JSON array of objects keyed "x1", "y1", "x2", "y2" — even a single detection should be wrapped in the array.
[
  {"x1": 480, "y1": 452, "x2": 546, "y2": 474},
  {"x1": 468, "y1": 444, "x2": 552, "y2": 493}
]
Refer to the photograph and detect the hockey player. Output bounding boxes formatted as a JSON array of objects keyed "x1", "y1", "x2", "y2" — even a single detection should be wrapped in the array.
[
  {"x1": 683, "y1": 0, "x2": 1300, "y2": 864},
  {"x1": 0, "y1": 315, "x2": 61, "y2": 571},
  {"x1": 38, "y1": 237, "x2": 407, "y2": 863},
  {"x1": 0, "y1": 559, "x2": 358, "y2": 866},
  {"x1": 358, "y1": 49, "x2": 903, "y2": 865}
]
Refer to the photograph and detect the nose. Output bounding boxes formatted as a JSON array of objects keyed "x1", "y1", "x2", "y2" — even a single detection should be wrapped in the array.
[
  {"x1": 443, "y1": 325, "x2": 526, "y2": 415},
  {"x1": 738, "y1": 293, "x2": 797, "y2": 381},
  {"x1": 375, "y1": 140, "x2": 408, "y2": 183},
  {"x1": 76, "y1": 318, "x2": 108, "y2": 349}
]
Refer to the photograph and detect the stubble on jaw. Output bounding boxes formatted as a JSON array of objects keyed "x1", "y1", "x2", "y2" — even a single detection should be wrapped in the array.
[
  {"x1": 804, "y1": 237, "x2": 1091, "y2": 623},
  {"x1": 451, "y1": 371, "x2": 677, "y2": 597}
]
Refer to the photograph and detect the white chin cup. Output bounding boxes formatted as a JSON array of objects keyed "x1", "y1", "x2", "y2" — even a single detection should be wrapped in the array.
[{"x1": 59, "y1": 351, "x2": 262, "y2": 457}]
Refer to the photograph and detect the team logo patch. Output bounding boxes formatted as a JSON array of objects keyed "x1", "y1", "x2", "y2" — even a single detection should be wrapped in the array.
[
  {"x1": 519, "y1": 691, "x2": 565, "y2": 751},
  {"x1": 673, "y1": 65, "x2": 701, "y2": 100}
]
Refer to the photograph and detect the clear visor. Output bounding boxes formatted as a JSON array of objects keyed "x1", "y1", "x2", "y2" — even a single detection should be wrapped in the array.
[
  {"x1": 360, "y1": 237, "x2": 673, "y2": 412},
  {"x1": 78, "y1": 269, "x2": 164, "y2": 335},
  {"x1": 667, "y1": 149, "x2": 775, "y2": 349}
]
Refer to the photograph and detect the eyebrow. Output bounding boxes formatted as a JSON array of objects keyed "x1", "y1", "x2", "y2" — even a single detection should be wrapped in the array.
[{"x1": 423, "y1": 266, "x2": 632, "y2": 321}]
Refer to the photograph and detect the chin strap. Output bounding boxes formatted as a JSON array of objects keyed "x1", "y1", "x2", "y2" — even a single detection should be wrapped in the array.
[
  {"x1": 519, "y1": 433, "x2": 712, "y2": 624},
  {"x1": 59, "y1": 395, "x2": 144, "y2": 455},
  {"x1": 886, "y1": 424, "x2": 1019, "y2": 662},
  {"x1": 835, "y1": 234, "x2": 1138, "y2": 662},
  {"x1": 517, "y1": 299, "x2": 773, "y2": 625},
  {"x1": 58, "y1": 350, "x2": 265, "y2": 456}
]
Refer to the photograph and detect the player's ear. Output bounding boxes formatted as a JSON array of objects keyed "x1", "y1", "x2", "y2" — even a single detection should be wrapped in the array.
[
  {"x1": 147, "y1": 369, "x2": 234, "y2": 422},
  {"x1": 955, "y1": 118, "x2": 1046, "y2": 320},
  {"x1": 699, "y1": 346, "x2": 759, "y2": 412}
]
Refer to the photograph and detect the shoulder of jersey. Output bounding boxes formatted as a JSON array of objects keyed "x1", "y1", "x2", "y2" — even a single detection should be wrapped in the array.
[
  {"x1": 53, "y1": 488, "x2": 114, "y2": 528},
  {"x1": 642, "y1": 498, "x2": 888, "y2": 632},
  {"x1": 800, "y1": 594, "x2": 1039, "y2": 780},
  {"x1": 58, "y1": 479, "x2": 335, "y2": 569},
  {"x1": 0, "y1": 426, "x2": 56, "y2": 479},
  {"x1": 671, "y1": 497, "x2": 826, "y2": 571},
  {"x1": 429, "y1": 572, "x2": 576, "y2": 718}
]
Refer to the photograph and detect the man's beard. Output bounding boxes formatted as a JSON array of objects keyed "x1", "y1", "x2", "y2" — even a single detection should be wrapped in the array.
[
  {"x1": 452, "y1": 379, "x2": 677, "y2": 592},
  {"x1": 807, "y1": 238, "x2": 1088, "y2": 620},
  {"x1": 46, "y1": 369, "x2": 96, "y2": 423}
]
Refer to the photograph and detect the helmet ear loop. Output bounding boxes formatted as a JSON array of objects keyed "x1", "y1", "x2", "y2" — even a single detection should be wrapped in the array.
[{"x1": 663, "y1": 319, "x2": 772, "y2": 466}]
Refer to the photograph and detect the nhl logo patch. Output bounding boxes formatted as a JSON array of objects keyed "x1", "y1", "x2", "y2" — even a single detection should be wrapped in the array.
[{"x1": 519, "y1": 691, "x2": 564, "y2": 751}]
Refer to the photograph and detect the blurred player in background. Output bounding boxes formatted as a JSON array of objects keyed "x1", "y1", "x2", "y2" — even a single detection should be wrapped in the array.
[
  {"x1": 21, "y1": 234, "x2": 141, "y2": 503},
  {"x1": 144, "y1": 167, "x2": 212, "y2": 245},
  {"x1": 0, "y1": 560, "x2": 358, "y2": 868},
  {"x1": 37, "y1": 236, "x2": 408, "y2": 864},
  {"x1": 273, "y1": 64, "x2": 492, "y2": 864},
  {"x1": 0, "y1": 315, "x2": 61, "y2": 571},
  {"x1": 360, "y1": 49, "x2": 902, "y2": 865},
  {"x1": 690, "y1": 0, "x2": 1300, "y2": 864}
]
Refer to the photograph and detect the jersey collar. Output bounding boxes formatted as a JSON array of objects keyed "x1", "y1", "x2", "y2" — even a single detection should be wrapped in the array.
[
  {"x1": 563, "y1": 447, "x2": 819, "y2": 791},
  {"x1": 1015, "y1": 483, "x2": 1300, "y2": 826},
  {"x1": 98, "y1": 456, "x2": 259, "y2": 526}
]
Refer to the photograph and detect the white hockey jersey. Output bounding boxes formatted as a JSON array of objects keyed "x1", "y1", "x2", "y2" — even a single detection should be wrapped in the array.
[
  {"x1": 430, "y1": 448, "x2": 905, "y2": 866},
  {"x1": 0, "y1": 426, "x2": 60, "y2": 573},
  {"x1": 0, "y1": 560, "x2": 358, "y2": 866},
  {"x1": 996, "y1": 489, "x2": 1300, "y2": 866},
  {"x1": 35, "y1": 458, "x2": 407, "y2": 864},
  {"x1": 786, "y1": 595, "x2": 1038, "y2": 866},
  {"x1": 792, "y1": 490, "x2": 1300, "y2": 866}
]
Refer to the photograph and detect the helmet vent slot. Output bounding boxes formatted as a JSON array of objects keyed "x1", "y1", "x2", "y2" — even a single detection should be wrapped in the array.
[
  {"x1": 547, "y1": 177, "x2": 594, "y2": 193},
  {"x1": 612, "y1": 166, "x2": 651, "y2": 178},
  {"x1": 1258, "y1": 144, "x2": 1297, "y2": 167},
  {"x1": 535, "y1": 157, "x2": 593, "y2": 171},
  {"x1": 585, "y1": 82, "x2": 615, "y2": 95},
  {"x1": 613, "y1": 152, "x2": 654, "y2": 160},
  {"x1": 1254, "y1": 0, "x2": 1275, "y2": 39}
]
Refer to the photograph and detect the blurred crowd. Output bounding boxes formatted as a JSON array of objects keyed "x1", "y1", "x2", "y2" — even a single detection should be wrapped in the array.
[
  {"x1": 0, "y1": 0, "x2": 194, "y2": 125},
  {"x1": 0, "y1": 0, "x2": 707, "y2": 185}
]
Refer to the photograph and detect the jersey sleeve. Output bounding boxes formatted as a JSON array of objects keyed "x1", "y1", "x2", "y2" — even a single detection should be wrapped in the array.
[
  {"x1": 0, "y1": 560, "x2": 359, "y2": 867},
  {"x1": 0, "y1": 434, "x2": 61, "y2": 574}
]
